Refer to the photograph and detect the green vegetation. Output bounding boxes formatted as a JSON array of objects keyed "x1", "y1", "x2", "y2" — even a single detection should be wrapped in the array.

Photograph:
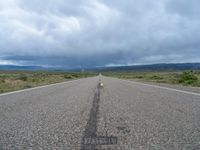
[
  {"x1": 103, "y1": 71, "x2": 200, "y2": 87},
  {"x1": 0, "y1": 71, "x2": 97, "y2": 93},
  {"x1": 178, "y1": 71, "x2": 199, "y2": 86},
  {"x1": 1, "y1": 70, "x2": 199, "y2": 93}
]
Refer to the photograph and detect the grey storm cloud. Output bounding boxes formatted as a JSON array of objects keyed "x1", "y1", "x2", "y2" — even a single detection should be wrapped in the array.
[{"x1": 0, "y1": 0, "x2": 200, "y2": 67}]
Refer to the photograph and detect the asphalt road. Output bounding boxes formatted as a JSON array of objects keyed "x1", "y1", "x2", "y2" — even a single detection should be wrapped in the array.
[{"x1": 0, "y1": 76, "x2": 200, "y2": 150}]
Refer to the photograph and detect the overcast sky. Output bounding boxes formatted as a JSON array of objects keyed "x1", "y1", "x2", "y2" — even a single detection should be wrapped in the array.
[{"x1": 0, "y1": 0, "x2": 200, "y2": 68}]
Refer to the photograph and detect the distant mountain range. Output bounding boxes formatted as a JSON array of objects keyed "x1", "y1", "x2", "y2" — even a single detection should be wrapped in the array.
[
  {"x1": 0, "y1": 65, "x2": 47, "y2": 71},
  {"x1": 95, "y1": 63, "x2": 200, "y2": 72},
  {"x1": 0, "y1": 63, "x2": 200, "y2": 71}
]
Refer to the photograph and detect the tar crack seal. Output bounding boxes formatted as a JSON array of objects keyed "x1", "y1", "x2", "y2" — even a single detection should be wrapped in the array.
[{"x1": 81, "y1": 83, "x2": 118, "y2": 150}]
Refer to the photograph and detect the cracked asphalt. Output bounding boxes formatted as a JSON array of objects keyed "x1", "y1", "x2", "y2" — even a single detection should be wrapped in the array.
[{"x1": 0, "y1": 76, "x2": 200, "y2": 150}]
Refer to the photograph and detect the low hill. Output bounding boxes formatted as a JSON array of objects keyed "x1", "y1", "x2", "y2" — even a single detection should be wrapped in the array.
[
  {"x1": 0, "y1": 65, "x2": 46, "y2": 71},
  {"x1": 96, "y1": 63, "x2": 200, "y2": 72}
]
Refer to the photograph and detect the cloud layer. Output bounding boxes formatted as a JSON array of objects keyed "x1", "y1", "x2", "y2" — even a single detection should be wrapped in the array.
[{"x1": 0, "y1": 0, "x2": 200, "y2": 68}]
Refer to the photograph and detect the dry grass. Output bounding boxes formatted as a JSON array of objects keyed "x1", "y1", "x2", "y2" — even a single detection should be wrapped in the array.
[
  {"x1": 0, "y1": 71, "x2": 97, "y2": 93},
  {"x1": 103, "y1": 71, "x2": 200, "y2": 87}
]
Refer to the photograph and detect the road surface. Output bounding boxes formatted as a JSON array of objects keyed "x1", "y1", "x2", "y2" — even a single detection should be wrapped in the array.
[{"x1": 0, "y1": 76, "x2": 200, "y2": 150}]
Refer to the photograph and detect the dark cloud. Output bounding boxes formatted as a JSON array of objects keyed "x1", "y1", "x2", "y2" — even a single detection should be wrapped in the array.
[
  {"x1": 166, "y1": 0, "x2": 200, "y2": 19},
  {"x1": 0, "y1": 0, "x2": 200, "y2": 67}
]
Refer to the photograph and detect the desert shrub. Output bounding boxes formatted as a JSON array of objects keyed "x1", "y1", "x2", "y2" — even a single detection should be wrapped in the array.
[
  {"x1": 194, "y1": 71, "x2": 200, "y2": 75},
  {"x1": 71, "y1": 73, "x2": 80, "y2": 78},
  {"x1": 149, "y1": 75, "x2": 163, "y2": 80},
  {"x1": 178, "y1": 71, "x2": 198, "y2": 85},
  {"x1": 0, "y1": 78, "x2": 5, "y2": 83},
  {"x1": 17, "y1": 74, "x2": 28, "y2": 81},
  {"x1": 64, "y1": 74, "x2": 73, "y2": 79},
  {"x1": 135, "y1": 75, "x2": 144, "y2": 79},
  {"x1": 23, "y1": 85, "x2": 32, "y2": 88},
  {"x1": 31, "y1": 78, "x2": 38, "y2": 82}
]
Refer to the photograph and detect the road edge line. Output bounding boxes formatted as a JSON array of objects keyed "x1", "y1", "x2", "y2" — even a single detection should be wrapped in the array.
[
  {"x1": 128, "y1": 80, "x2": 200, "y2": 96},
  {"x1": 111, "y1": 77, "x2": 200, "y2": 96}
]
